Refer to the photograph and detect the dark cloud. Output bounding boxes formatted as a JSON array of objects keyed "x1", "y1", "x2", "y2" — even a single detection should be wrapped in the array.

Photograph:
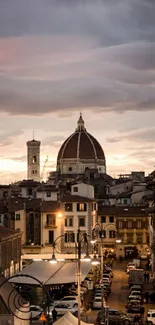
[{"x1": 0, "y1": 0, "x2": 155, "y2": 116}]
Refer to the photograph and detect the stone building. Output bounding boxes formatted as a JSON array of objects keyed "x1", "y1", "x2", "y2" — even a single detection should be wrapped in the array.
[
  {"x1": 57, "y1": 114, "x2": 106, "y2": 182},
  {"x1": 27, "y1": 139, "x2": 41, "y2": 182},
  {"x1": 0, "y1": 226, "x2": 22, "y2": 277}
]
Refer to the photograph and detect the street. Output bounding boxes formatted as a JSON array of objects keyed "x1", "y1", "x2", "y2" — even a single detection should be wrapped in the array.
[{"x1": 32, "y1": 260, "x2": 155, "y2": 324}]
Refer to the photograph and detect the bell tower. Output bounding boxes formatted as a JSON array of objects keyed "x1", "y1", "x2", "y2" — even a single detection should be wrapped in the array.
[{"x1": 27, "y1": 139, "x2": 41, "y2": 181}]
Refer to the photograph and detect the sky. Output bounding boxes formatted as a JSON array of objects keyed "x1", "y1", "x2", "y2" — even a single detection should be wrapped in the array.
[{"x1": 0, "y1": 0, "x2": 155, "y2": 183}]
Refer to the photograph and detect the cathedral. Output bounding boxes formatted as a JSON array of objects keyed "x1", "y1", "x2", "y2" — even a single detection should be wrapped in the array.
[{"x1": 27, "y1": 114, "x2": 109, "y2": 187}]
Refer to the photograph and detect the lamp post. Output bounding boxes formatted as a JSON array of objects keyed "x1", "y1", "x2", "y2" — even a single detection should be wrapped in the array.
[
  {"x1": 50, "y1": 230, "x2": 99, "y2": 325},
  {"x1": 92, "y1": 223, "x2": 121, "y2": 325}
]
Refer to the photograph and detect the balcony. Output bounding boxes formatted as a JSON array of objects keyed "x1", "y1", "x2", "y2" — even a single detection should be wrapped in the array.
[{"x1": 44, "y1": 223, "x2": 57, "y2": 229}]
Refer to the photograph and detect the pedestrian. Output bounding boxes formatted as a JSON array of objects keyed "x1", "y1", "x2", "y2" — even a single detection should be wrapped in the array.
[
  {"x1": 146, "y1": 273, "x2": 150, "y2": 283},
  {"x1": 143, "y1": 272, "x2": 147, "y2": 282},
  {"x1": 144, "y1": 291, "x2": 149, "y2": 304},
  {"x1": 52, "y1": 308, "x2": 57, "y2": 322}
]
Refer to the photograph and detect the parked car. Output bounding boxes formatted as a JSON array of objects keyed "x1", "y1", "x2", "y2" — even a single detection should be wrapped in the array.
[
  {"x1": 128, "y1": 295, "x2": 142, "y2": 303},
  {"x1": 129, "y1": 291, "x2": 142, "y2": 297},
  {"x1": 129, "y1": 285, "x2": 142, "y2": 293},
  {"x1": 29, "y1": 305, "x2": 43, "y2": 319},
  {"x1": 46, "y1": 303, "x2": 82, "y2": 317},
  {"x1": 96, "y1": 309, "x2": 134, "y2": 325},
  {"x1": 146, "y1": 309, "x2": 155, "y2": 325},
  {"x1": 93, "y1": 297, "x2": 105, "y2": 309},
  {"x1": 126, "y1": 300, "x2": 144, "y2": 313},
  {"x1": 103, "y1": 274, "x2": 112, "y2": 283},
  {"x1": 127, "y1": 263, "x2": 136, "y2": 274},
  {"x1": 53, "y1": 296, "x2": 79, "y2": 308},
  {"x1": 103, "y1": 278, "x2": 111, "y2": 285}
]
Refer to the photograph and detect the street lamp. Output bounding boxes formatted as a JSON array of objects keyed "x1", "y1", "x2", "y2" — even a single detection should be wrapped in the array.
[{"x1": 50, "y1": 229, "x2": 99, "y2": 325}]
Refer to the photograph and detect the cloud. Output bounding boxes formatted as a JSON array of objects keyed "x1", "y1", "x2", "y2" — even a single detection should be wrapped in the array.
[{"x1": 0, "y1": 129, "x2": 23, "y2": 147}]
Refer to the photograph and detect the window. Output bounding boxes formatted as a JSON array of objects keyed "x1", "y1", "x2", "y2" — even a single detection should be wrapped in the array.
[
  {"x1": 136, "y1": 233, "x2": 143, "y2": 243},
  {"x1": 65, "y1": 217, "x2": 73, "y2": 227},
  {"x1": 32, "y1": 170, "x2": 35, "y2": 174},
  {"x1": 32, "y1": 155, "x2": 37, "y2": 164},
  {"x1": 109, "y1": 230, "x2": 116, "y2": 238},
  {"x1": 46, "y1": 214, "x2": 56, "y2": 226},
  {"x1": 46, "y1": 191, "x2": 51, "y2": 197},
  {"x1": 68, "y1": 167, "x2": 72, "y2": 172},
  {"x1": 137, "y1": 220, "x2": 142, "y2": 229},
  {"x1": 126, "y1": 233, "x2": 133, "y2": 243},
  {"x1": 35, "y1": 170, "x2": 37, "y2": 174},
  {"x1": 77, "y1": 203, "x2": 87, "y2": 212},
  {"x1": 65, "y1": 232, "x2": 75, "y2": 243},
  {"x1": 118, "y1": 221, "x2": 123, "y2": 229},
  {"x1": 73, "y1": 187, "x2": 78, "y2": 193},
  {"x1": 78, "y1": 217, "x2": 85, "y2": 227},
  {"x1": 101, "y1": 216, "x2": 106, "y2": 223},
  {"x1": 0, "y1": 215, "x2": 2, "y2": 223},
  {"x1": 27, "y1": 188, "x2": 32, "y2": 196},
  {"x1": 100, "y1": 230, "x2": 106, "y2": 238},
  {"x1": 65, "y1": 203, "x2": 73, "y2": 212},
  {"x1": 49, "y1": 230, "x2": 54, "y2": 244},
  {"x1": 127, "y1": 220, "x2": 133, "y2": 229},
  {"x1": 15, "y1": 214, "x2": 20, "y2": 221},
  {"x1": 123, "y1": 199, "x2": 128, "y2": 205},
  {"x1": 109, "y1": 216, "x2": 114, "y2": 223}
]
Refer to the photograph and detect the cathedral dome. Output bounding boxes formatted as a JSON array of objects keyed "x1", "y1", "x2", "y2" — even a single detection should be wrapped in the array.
[{"x1": 57, "y1": 114, "x2": 106, "y2": 175}]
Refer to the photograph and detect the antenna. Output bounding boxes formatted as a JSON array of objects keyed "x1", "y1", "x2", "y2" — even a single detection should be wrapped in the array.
[{"x1": 33, "y1": 130, "x2": 35, "y2": 140}]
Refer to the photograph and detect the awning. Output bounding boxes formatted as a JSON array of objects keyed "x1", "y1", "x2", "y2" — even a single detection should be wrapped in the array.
[
  {"x1": 54, "y1": 311, "x2": 93, "y2": 325},
  {"x1": 9, "y1": 261, "x2": 91, "y2": 286}
]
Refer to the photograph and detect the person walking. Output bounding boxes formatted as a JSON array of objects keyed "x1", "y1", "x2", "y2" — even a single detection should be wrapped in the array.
[{"x1": 52, "y1": 308, "x2": 58, "y2": 322}]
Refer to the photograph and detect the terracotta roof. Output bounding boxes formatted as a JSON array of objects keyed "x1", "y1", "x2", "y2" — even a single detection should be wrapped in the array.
[
  {"x1": 98, "y1": 205, "x2": 148, "y2": 216},
  {"x1": 8, "y1": 198, "x2": 60, "y2": 213},
  {"x1": 41, "y1": 201, "x2": 60, "y2": 212},
  {"x1": 19, "y1": 180, "x2": 41, "y2": 188},
  {"x1": 0, "y1": 226, "x2": 21, "y2": 241},
  {"x1": 36, "y1": 185, "x2": 58, "y2": 192},
  {"x1": 62, "y1": 195, "x2": 93, "y2": 202}
]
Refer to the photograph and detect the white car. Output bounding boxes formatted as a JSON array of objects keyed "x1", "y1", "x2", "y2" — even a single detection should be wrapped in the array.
[
  {"x1": 130, "y1": 285, "x2": 142, "y2": 292},
  {"x1": 47, "y1": 303, "x2": 82, "y2": 317},
  {"x1": 146, "y1": 309, "x2": 155, "y2": 325},
  {"x1": 93, "y1": 297, "x2": 105, "y2": 309},
  {"x1": 127, "y1": 263, "x2": 136, "y2": 274},
  {"x1": 30, "y1": 305, "x2": 43, "y2": 319},
  {"x1": 103, "y1": 278, "x2": 111, "y2": 285},
  {"x1": 130, "y1": 290, "x2": 141, "y2": 297},
  {"x1": 54, "y1": 296, "x2": 79, "y2": 308},
  {"x1": 128, "y1": 295, "x2": 142, "y2": 302}
]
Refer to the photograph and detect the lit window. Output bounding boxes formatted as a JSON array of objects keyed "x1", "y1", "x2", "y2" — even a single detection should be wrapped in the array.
[
  {"x1": 127, "y1": 220, "x2": 133, "y2": 229},
  {"x1": 118, "y1": 221, "x2": 123, "y2": 229},
  {"x1": 77, "y1": 203, "x2": 87, "y2": 212},
  {"x1": 137, "y1": 220, "x2": 142, "y2": 229},
  {"x1": 32, "y1": 155, "x2": 37, "y2": 164}
]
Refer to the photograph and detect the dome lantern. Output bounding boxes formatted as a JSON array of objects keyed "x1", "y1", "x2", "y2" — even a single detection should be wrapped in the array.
[{"x1": 76, "y1": 113, "x2": 86, "y2": 132}]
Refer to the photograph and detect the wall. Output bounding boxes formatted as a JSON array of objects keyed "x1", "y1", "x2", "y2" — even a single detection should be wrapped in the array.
[
  {"x1": 110, "y1": 181, "x2": 132, "y2": 195},
  {"x1": 41, "y1": 211, "x2": 62, "y2": 246},
  {"x1": 14, "y1": 210, "x2": 26, "y2": 245},
  {"x1": 36, "y1": 191, "x2": 57, "y2": 201},
  {"x1": 71, "y1": 183, "x2": 94, "y2": 199}
]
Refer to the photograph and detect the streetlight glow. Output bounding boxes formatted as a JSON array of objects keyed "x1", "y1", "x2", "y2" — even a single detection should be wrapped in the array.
[
  {"x1": 83, "y1": 253, "x2": 91, "y2": 262},
  {"x1": 91, "y1": 254, "x2": 100, "y2": 265},
  {"x1": 49, "y1": 253, "x2": 58, "y2": 264}
]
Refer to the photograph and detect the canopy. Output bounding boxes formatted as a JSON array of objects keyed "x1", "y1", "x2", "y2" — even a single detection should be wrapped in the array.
[
  {"x1": 54, "y1": 311, "x2": 93, "y2": 325},
  {"x1": 9, "y1": 261, "x2": 91, "y2": 285}
]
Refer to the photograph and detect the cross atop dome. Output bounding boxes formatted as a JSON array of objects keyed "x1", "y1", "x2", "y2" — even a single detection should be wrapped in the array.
[{"x1": 76, "y1": 113, "x2": 86, "y2": 132}]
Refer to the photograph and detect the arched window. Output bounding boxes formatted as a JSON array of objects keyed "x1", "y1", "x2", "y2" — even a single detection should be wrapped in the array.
[{"x1": 32, "y1": 155, "x2": 37, "y2": 164}]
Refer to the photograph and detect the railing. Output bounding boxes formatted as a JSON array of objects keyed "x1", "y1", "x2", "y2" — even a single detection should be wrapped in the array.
[{"x1": 44, "y1": 223, "x2": 57, "y2": 228}]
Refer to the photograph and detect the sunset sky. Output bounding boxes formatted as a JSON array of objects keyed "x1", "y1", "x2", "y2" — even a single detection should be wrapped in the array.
[{"x1": 0, "y1": 0, "x2": 155, "y2": 184}]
